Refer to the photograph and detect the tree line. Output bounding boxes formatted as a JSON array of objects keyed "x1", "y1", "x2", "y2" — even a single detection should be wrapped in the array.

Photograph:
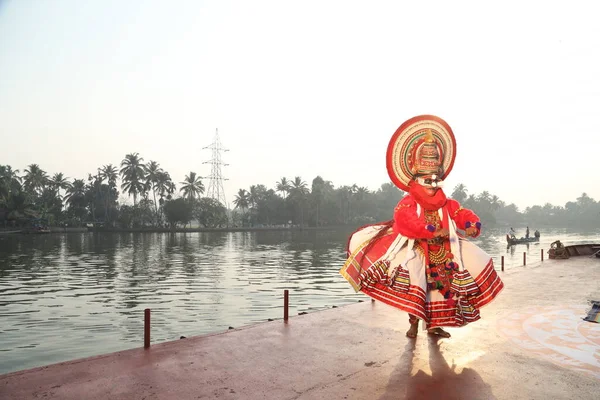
[{"x1": 1, "y1": 156, "x2": 599, "y2": 230}]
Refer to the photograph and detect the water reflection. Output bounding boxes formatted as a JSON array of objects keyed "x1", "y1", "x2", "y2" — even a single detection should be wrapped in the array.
[{"x1": 0, "y1": 227, "x2": 599, "y2": 374}]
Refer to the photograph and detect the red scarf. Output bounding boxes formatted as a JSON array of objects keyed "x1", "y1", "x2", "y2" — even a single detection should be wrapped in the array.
[{"x1": 408, "y1": 181, "x2": 448, "y2": 211}]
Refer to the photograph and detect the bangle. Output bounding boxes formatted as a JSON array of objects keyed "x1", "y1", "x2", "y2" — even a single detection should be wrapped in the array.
[{"x1": 465, "y1": 221, "x2": 481, "y2": 230}]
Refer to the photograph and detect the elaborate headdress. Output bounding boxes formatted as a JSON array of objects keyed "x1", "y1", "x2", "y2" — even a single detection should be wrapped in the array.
[{"x1": 386, "y1": 115, "x2": 456, "y2": 191}]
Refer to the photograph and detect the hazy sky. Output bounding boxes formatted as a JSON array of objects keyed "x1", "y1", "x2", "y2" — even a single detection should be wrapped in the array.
[{"x1": 1, "y1": 0, "x2": 599, "y2": 211}]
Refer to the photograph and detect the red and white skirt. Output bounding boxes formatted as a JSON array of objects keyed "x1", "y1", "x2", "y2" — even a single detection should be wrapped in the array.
[{"x1": 339, "y1": 224, "x2": 504, "y2": 328}]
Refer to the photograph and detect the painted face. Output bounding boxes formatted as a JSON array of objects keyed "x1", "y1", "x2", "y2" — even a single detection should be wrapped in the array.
[{"x1": 415, "y1": 174, "x2": 443, "y2": 196}]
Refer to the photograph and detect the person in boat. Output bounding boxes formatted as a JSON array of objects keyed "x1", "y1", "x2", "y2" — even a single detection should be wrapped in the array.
[
  {"x1": 339, "y1": 115, "x2": 504, "y2": 339},
  {"x1": 525, "y1": 226, "x2": 530, "y2": 239},
  {"x1": 548, "y1": 239, "x2": 568, "y2": 259},
  {"x1": 509, "y1": 227, "x2": 516, "y2": 239},
  {"x1": 534, "y1": 230, "x2": 540, "y2": 239}
]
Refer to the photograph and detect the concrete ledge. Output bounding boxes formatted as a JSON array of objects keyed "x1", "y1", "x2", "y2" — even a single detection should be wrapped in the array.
[{"x1": 1, "y1": 258, "x2": 599, "y2": 400}]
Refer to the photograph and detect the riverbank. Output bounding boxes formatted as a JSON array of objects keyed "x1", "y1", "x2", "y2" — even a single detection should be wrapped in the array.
[
  {"x1": 0, "y1": 227, "x2": 88, "y2": 234},
  {"x1": 0, "y1": 225, "x2": 353, "y2": 235},
  {"x1": 86, "y1": 225, "x2": 352, "y2": 233},
  {"x1": 4, "y1": 224, "x2": 598, "y2": 236},
  {"x1": 2, "y1": 256, "x2": 598, "y2": 399},
  {"x1": 0, "y1": 230, "x2": 23, "y2": 235}
]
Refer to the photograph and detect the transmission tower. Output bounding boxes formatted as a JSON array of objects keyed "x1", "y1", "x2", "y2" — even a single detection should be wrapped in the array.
[{"x1": 202, "y1": 128, "x2": 229, "y2": 207}]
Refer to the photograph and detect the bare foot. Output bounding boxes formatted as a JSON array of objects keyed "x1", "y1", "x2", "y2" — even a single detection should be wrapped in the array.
[
  {"x1": 406, "y1": 322, "x2": 418, "y2": 338},
  {"x1": 427, "y1": 327, "x2": 451, "y2": 338}
]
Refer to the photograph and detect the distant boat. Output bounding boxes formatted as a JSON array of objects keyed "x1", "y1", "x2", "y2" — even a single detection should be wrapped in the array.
[
  {"x1": 548, "y1": 242, "x2": 600, "y2": 259},
  {"x1": 23, "y1": 217, "x2": 51, "y2": 234},
  {"x1": 506, "y1": 234, "x2": 540, "y2": 246}
]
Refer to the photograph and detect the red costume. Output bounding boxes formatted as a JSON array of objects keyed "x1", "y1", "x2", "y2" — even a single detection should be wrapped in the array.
[{"x1": 340, "y1": 115, "x2": 503, "y2": 335}]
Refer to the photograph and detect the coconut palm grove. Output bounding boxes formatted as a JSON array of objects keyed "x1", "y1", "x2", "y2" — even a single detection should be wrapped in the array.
[{"x1": 1, "y1": 153, "x2": 599, "y2": 230}]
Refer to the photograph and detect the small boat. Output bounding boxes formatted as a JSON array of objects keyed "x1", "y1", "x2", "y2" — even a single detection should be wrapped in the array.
[
  {"x1": 563, "y1": 243, "x2": 600, "y2": 257},
  {"x1": 548, "y1": 241, "x2": 600, "y2": 259},
  {"x1": 506, "y1": 234, "x2": 540, "y2": 245},
  {"x1": 23, "y1": 217, "x2": 51, "y2": 234}
]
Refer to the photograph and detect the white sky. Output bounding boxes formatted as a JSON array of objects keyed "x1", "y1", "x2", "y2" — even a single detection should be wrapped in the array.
[{"x1": 1, "y1": 0, "x2": 599, "y2": 211}]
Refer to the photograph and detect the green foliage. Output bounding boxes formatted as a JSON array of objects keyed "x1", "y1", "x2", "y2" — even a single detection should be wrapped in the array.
[
  {"x1": 193, "y1": 198, "x2": 228, "y2": 228},
  {"x1": 2, "y1": 159, "x2": 600, "y2": 230},
  {"x1": 116, "y1": 205, "x2": 135, "y2": 228},
  {"x1": 163, "y1": 198, "x2": 193, "y2": 228}
]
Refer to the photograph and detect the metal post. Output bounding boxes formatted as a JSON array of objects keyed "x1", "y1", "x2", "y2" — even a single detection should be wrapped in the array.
[
  {"x1": 501, "y1": 256, "x2": 504, "y2": 271},
  {"x1": 144, "y1": 308, "x2": 151, "y2": 348},
  {"x1": 541, "y1": 249, "x2": 544, "y2": 261},
  {"x1": 284, "y1": 290, "x2": 289, "y2": 322},
  {"x1": 523, "y1": 252, "x2": 526, "y2": 266}
]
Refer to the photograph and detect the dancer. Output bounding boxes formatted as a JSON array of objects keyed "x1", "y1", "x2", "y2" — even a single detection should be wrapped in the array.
[{"x1": 340, "y1": 115, "x2": 504, "y2": 338}]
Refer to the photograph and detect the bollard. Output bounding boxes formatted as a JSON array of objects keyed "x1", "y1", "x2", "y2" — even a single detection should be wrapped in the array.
[
  {"x1": 501, "y1": 256, "x2": 504, "y2": 271},
  {"x1": 144, "y1": 308, "x2": 151, "y2": 349},
  {"x1": 523, "y1": 252, "x2": 526, "y2": 266},
  {"x1": 284, "y1": 289, "x2": 289, "y2": 322},
  {"x1": 541, "y1": 249, "x2": 544, "y2": 261}
]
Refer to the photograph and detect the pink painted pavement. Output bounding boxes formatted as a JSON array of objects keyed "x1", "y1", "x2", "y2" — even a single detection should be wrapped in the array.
[{"x1": 1, "y1": 257, "x2": 599, "y2": 399}]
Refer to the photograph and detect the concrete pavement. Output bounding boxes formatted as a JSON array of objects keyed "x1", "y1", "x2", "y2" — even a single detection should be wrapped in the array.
[{"x1": 1, "y1": 257, "x2": 599, "y2": 399}]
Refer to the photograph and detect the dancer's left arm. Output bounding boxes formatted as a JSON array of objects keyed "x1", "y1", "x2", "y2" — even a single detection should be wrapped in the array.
[{"x1": 447, "y1": 199, "x2": 481, "y2": 238}]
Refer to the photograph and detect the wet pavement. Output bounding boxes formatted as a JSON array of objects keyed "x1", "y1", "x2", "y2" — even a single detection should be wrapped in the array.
[{"x1": 1, "y1": 257, "x2": 599, "y2": 399}]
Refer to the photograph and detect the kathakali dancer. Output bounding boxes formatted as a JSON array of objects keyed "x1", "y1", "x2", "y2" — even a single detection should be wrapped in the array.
[{"x1": 340, "y1": 115, "x2": 504, "y2": 338}]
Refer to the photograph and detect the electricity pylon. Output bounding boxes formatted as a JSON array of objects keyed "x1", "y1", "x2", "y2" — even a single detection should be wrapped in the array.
[{"x1": 202, "y1": 128, "x2": 229, "y2": 208}]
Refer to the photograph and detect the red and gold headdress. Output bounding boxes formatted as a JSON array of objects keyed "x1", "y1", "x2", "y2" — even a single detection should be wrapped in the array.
[{"x1": 386, "y1": 115, "x2": 456, "y2": 191}]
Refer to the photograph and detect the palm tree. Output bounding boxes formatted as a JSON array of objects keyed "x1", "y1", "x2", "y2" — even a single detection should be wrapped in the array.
[
  {"x1": 233, "y1": 189, "x2": 250, "y2": 211},
  {"x1": 154, "y1": 170, "x2": 175, "y2": 223},
  {"x1": 477, "y1": 191, "x2": 493, "y2": 215},
  {"x1": 48, "y1": 172, "x2": 71, "y2": 216},
  {"x1": 180, "y1": 172, "x2": 205, "y2": 201},
  {"x1": 0, "y1": 166, "x2": 11, "y2": 206},
  {"x1": 276, "y1": 177, "x2": 290, "y2": 199},
  {"x1": 99, "y1": 164, "x2": 118, "y2": 223},
  {"x1": 23, "y1": 164, "x2": 48, "y2": 196},
  {"x1": 49, "y1": 173, "x2": 71, "y2": 199},
  {"x1": 49, "y1": 172, "x2": 71, "y2": 202},
  {"x1": 451, "y1": 184, "x2": 468, "y2": 204},
  {"x1": 1, "y1": 165, "x2": 20, "y2": 184},
  {"x1": 64, "y1": 178, "x2": 87, "y2": 222},
  {"x1": 289, "y1": 176, "x2": 309, "y2": 226},
  {"x1": 87, "y1": 173, "x2": 103, "y2": 223},
  {"x1": 120, "y1": 153, "x2": 146, "y2": 206},
  {"x1": 311, "y1": 176, "x2": 326, "y2": 227},
  {"x1": 248, "y1": 185, "x2": 261, "y2": 209},
  {"x1": 290, "y1": 176, "x2": 308, "y2": 195},
  {"x1": 337, "y1": 185, "x2": 355, "y2": 224},
  {"x1": 355, "y1": 186, "x2": 370, "y2": 199},
  {"x1": 145, "y1": 160, "x2": 164, "y2": 223},
  {"x1": 233, "y1": 188, "x2": 251, "y2": 226},
  {"x1": 490, "y1": 195, "x2": 500, "y2": 212},
  {"x1": 1, "y1": 166, "x2": 20, "y2": 205}
]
